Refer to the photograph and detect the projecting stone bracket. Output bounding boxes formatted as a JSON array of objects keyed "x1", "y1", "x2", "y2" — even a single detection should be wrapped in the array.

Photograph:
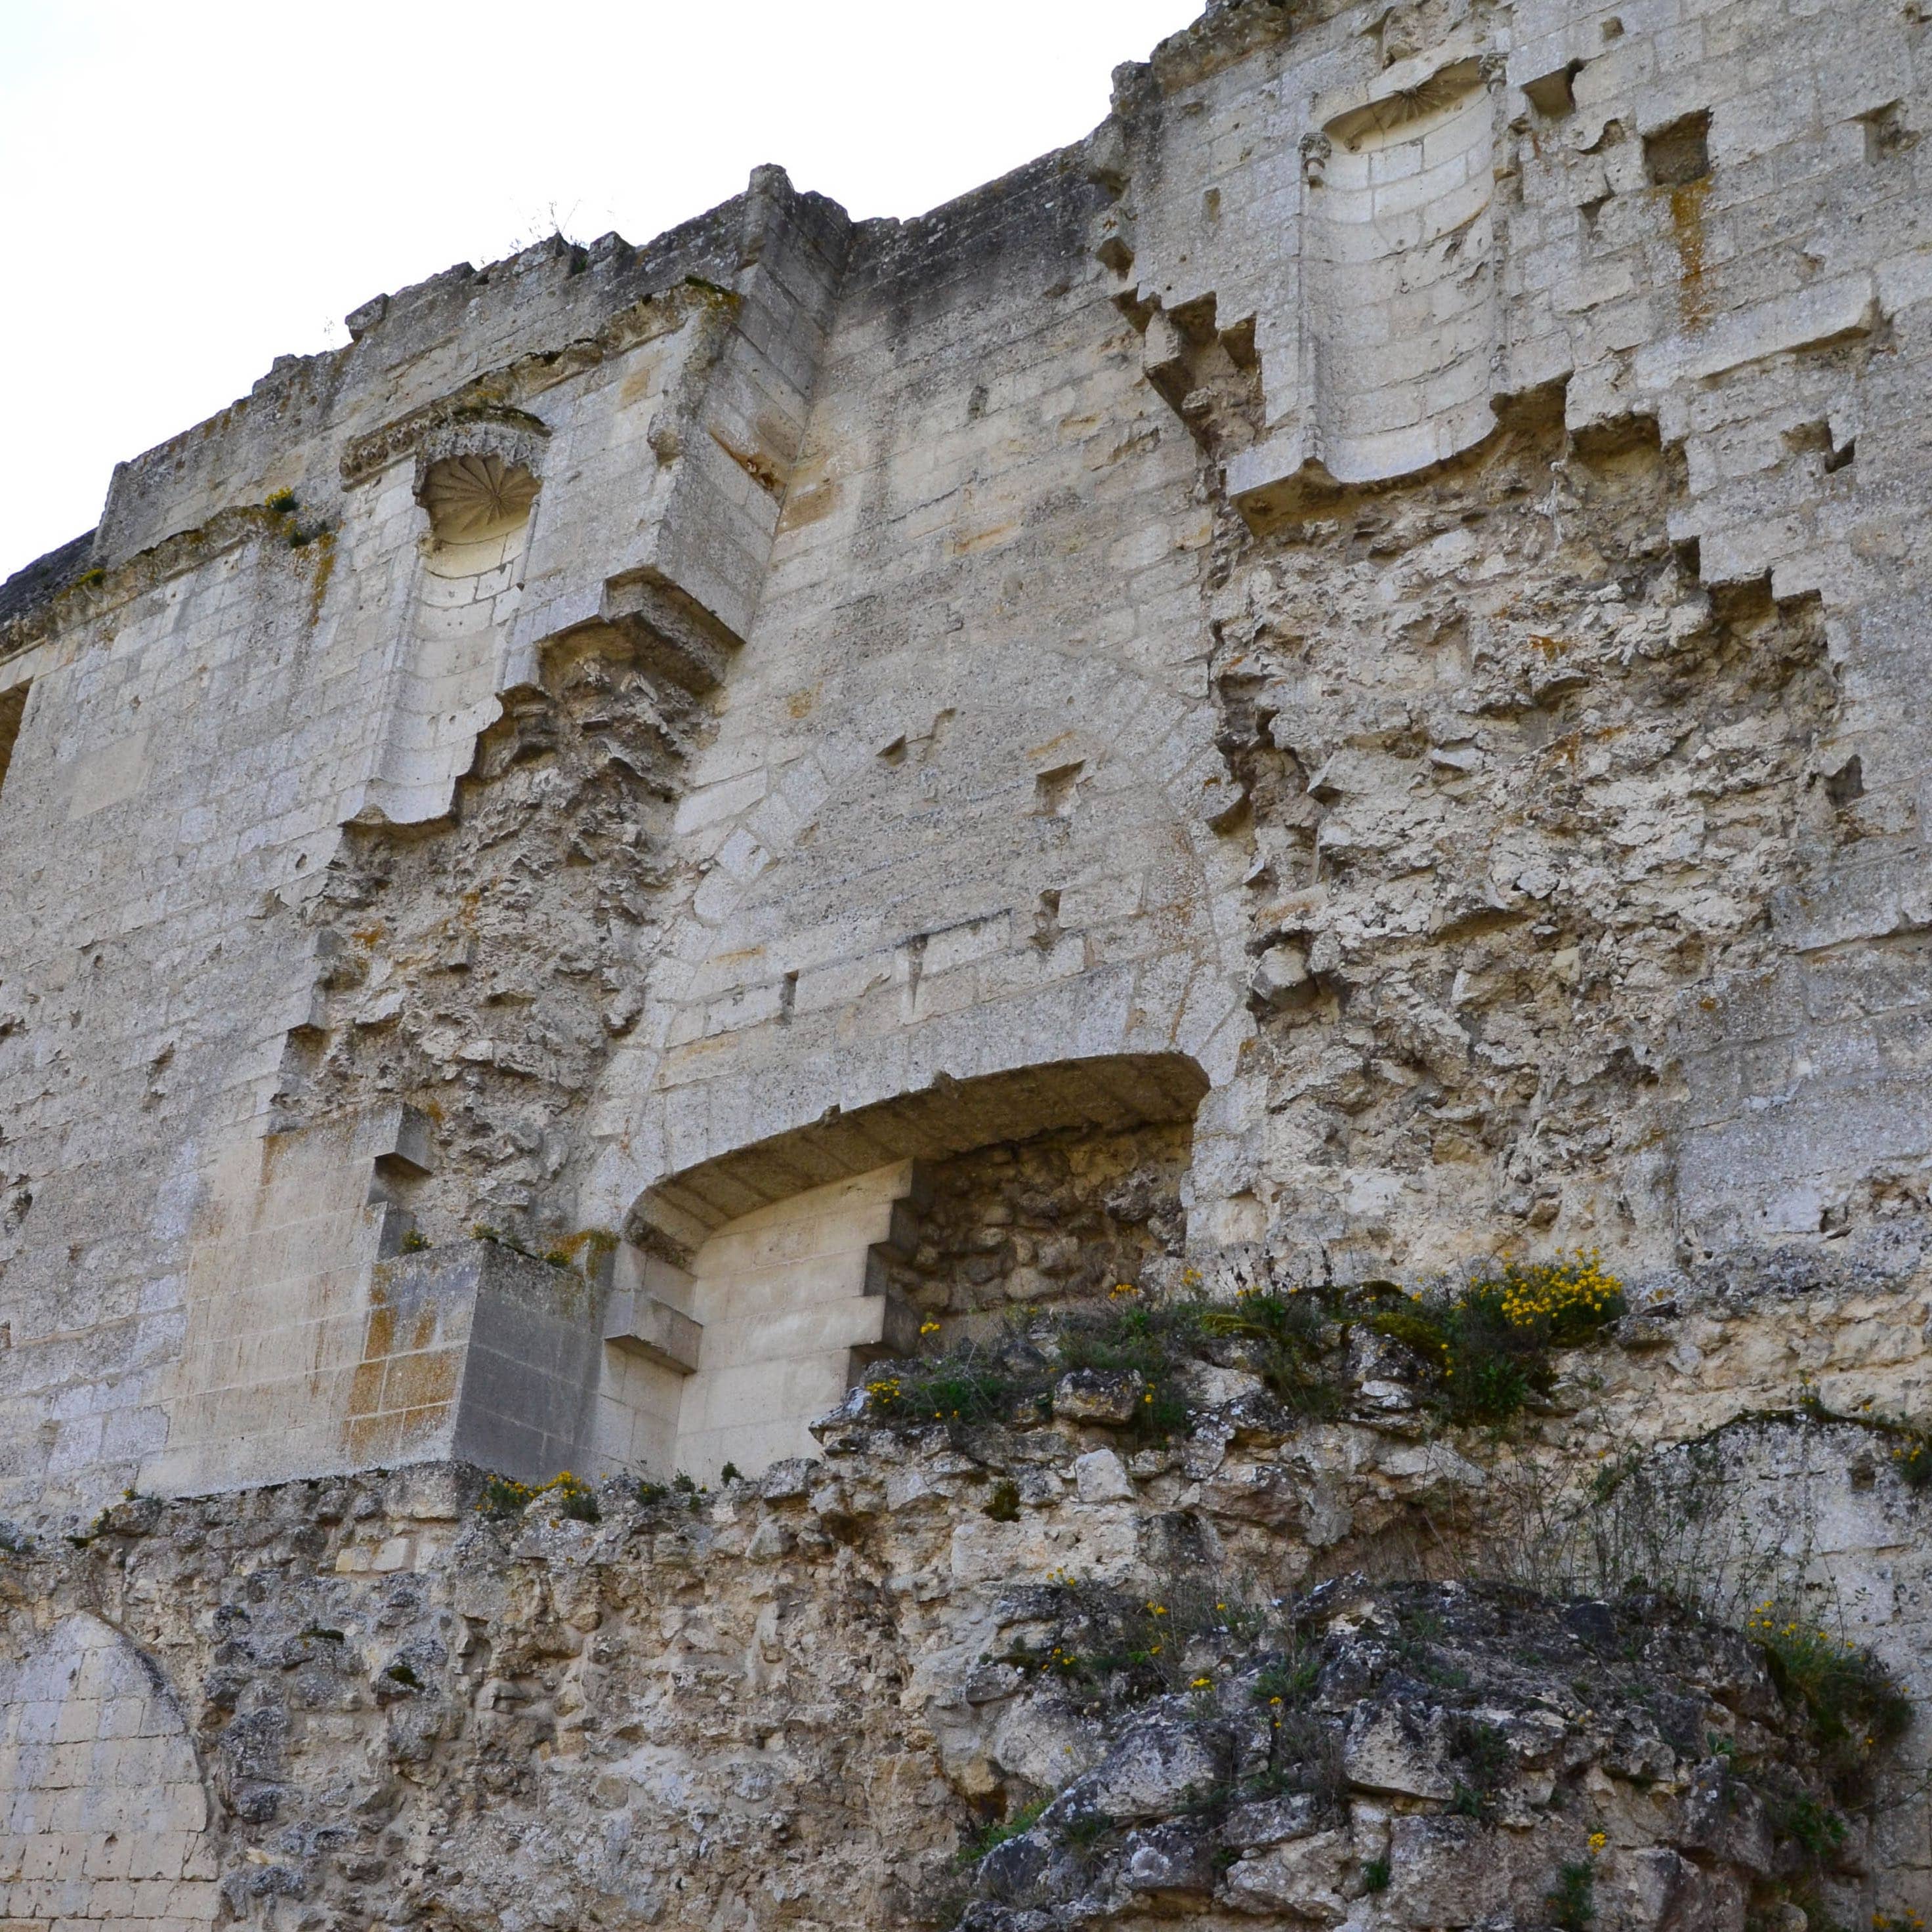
[
  {"x1": 346, "y1": 1238, "x2": 602, "y2": 1483},
  {"x1": 600, "y1": 571, "x2": 744, "y2": 694},
  {"x1": 363, "y1": 1103, "x2": 437, "y2": 1259},
  {"x1": 500, "y1": 566, "x2": 747, "y2": 711},
  {"x1": 604, "y1": 1286, "x2": 704, "y2": 1374}
]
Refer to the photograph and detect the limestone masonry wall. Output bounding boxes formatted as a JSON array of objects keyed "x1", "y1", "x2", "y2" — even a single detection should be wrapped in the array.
[{"x1": 6, "y1": 0, "x2": 1932, "y2": 1920}]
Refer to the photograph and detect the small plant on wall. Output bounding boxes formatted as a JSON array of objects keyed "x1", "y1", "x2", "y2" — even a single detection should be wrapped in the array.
[
  {"x1": 862, "y1": 1250, "x2": 1627, "y2": 1441},
  {"x1": 476, "y1": 1469, "x2": 600, "y2": 1523}
]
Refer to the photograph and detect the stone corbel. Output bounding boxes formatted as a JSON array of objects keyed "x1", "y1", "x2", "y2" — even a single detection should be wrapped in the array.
[
  {"x1": 362, "y1": 1102, "x2": 436, "y2": 1257},
  {"x1": 600, "y1": 572, "x2": 744, "y2": 696},
  {"x1": 604, "y1": 1280, "x2": 704, "y2": 1375}
]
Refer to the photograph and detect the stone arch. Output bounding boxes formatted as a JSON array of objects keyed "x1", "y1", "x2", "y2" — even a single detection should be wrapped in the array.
[
  {"x1": 579, "y1": 633, "x2": 1260, "y2": 1242},
  {"x1": 0, "y1": 1612, "x2": 217, "y2": 1927},
  {"x1": 600, "y1": 1053, "x2": 1211, "y2": 1482},
  {"x1": 628, "y1": 1051, "x2": 1211, "y2": 1261}
]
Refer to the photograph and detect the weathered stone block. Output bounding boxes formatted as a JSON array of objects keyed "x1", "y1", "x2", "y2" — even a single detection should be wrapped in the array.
[{"x1": 1054, "y1": 1369, "x2": 1146, "y2": 1427}]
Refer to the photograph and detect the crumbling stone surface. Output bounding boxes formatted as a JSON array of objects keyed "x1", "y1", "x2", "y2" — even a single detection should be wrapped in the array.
[
  {"x1": 948, "y1": 1578, "x2": 1828, "y2": 1931},
  {"x1": 1213, "y1": 417, "x2": 1839, "y2": 1279},
  {"x1": 282, "y1": 629, "x2": 715, "y2": 1244},
  {"x1": 3, "y1": 1309, "x2": 1923, "y2": 1932}
]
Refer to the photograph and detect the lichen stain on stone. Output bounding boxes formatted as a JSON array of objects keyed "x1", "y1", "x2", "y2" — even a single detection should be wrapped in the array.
[{"x1": 1670, "y1": 177, "x2": 1713, "y2": 331}]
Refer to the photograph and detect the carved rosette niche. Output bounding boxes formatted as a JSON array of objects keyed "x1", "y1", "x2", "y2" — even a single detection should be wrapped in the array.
[
  {"x1": 417, "y1": 450, "x2": 538, "y2": 590},
  {"x1": 420, "y1": 451, "x2": 540, "y2": 545},
  {"x1": 412, "y1": 414, "x2": 545, "y2": 574},
  {"x1": 1299, "y1": 50, "x2": 1501, "y2": 486}
]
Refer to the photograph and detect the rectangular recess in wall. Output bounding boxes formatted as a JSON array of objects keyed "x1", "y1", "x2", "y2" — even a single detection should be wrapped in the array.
[{"x1": 0, "y1": 683, "x2": 26, "y2": 798}]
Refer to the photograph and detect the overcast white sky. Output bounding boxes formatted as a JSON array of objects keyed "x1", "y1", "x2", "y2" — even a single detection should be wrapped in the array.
[{"x1": 0, "y1": 0, "x2": 1196, "y2": 584}]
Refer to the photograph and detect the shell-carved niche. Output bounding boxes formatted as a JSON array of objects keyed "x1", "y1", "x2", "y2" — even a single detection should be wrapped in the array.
[
  {"x1": 421, "y1": 451, "x2": 541, "y2": 547},
  {"x1": 1301, "y1": 49, "x2": 1501, "y2": 484}
]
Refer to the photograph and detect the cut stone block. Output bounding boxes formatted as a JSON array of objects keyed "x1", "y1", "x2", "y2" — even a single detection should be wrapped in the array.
[{"x1": 604, "y1": 1289, "x2": 704, "y2": 1374}]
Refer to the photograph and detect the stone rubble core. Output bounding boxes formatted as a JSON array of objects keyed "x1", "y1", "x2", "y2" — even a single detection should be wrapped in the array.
[{"x1": 5, "y1": 0, "x2": 1932, "y2": 1917}]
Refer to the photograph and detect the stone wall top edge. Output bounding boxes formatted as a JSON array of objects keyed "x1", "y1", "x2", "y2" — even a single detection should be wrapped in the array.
[
  {"x1": 62, "y1": 10, "x2": 1264, "y2": 586},
  {"x1": 843, "y1": 141, "x2": 1115, "y2": 296},
  {"x1": 1123, "y1": 0, "x2": 1324, "y2": 104},
  {"x1": 0, "y1": 528, "x2": 98, "y2": 637},
  {"x1": 84, "y1": 175, "x2": 837, "y2": 579},
  {"x1": 0, "y1": 501, "x2": 282, "y2": 663}
]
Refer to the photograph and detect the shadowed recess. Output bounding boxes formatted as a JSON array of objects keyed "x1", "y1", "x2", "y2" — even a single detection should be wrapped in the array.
[{"x1": 627, "y1": 1051, "x2": 1209, "y2": 1263}]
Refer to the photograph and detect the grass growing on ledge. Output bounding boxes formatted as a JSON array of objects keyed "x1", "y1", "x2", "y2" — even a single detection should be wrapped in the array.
[
  {"x1": 1054, "y1": 1296, "x2": 1198, "y2": 1440},
  {"x1": 635, "y1": 1472, "x2": 705, "y2": 1513},
  {"x1": 478, "y1": 1474, "x2": 536, "y2": 1517},
  {"x1": 1745, "y1": 1606, "x2": 1912, "y2": 1790},
  {"x1": 866, "y1": 1284, "x2": 1353, "y2": 1443},
  {"x1": 868, "y1": 1252, "x2": 1626, "y2": 1439},
  {"x1": 1194, "y1": 1284, "x2": 1349, "y2": 1417},
  {"x1": 1792, "y1": 1385, "x2": 1932, "y2": 1492},
  {"x1": 864, "y1": 1349, "x2": 1016, "y2": 1429}
]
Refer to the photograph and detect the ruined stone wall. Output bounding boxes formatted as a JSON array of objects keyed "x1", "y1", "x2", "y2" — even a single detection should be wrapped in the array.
[
  {"x1": 573, "y1": 146, "x2": 1251, "y2": 1255},
  {"x1": 7, "y1": 1, "x2": 1932, "y2": 1918},
  {"x1": 1, "y1": 1265, "x2": 1927, "y2": 1931},
  {"x1": 0, "y1": 0, "x2": 1930, "y2": 1678}
]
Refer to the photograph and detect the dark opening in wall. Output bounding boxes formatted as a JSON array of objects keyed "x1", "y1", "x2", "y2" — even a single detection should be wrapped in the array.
[
  {"x1": 1645, "y1": 110, "x2": 1711, "y2": 186},
  {"x1": 1521, "y1": 60, "x2": 1582, "y2": 117},
  {"x1": 0, "y1": 684, "x2": 28, "y2": 799},
  {"x1": 1860, "y1": 101, "x2": 1917, "y2": 163},
  {"x1": 1824, "y1": 754, "x2": 1865, "y2": 808}
]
